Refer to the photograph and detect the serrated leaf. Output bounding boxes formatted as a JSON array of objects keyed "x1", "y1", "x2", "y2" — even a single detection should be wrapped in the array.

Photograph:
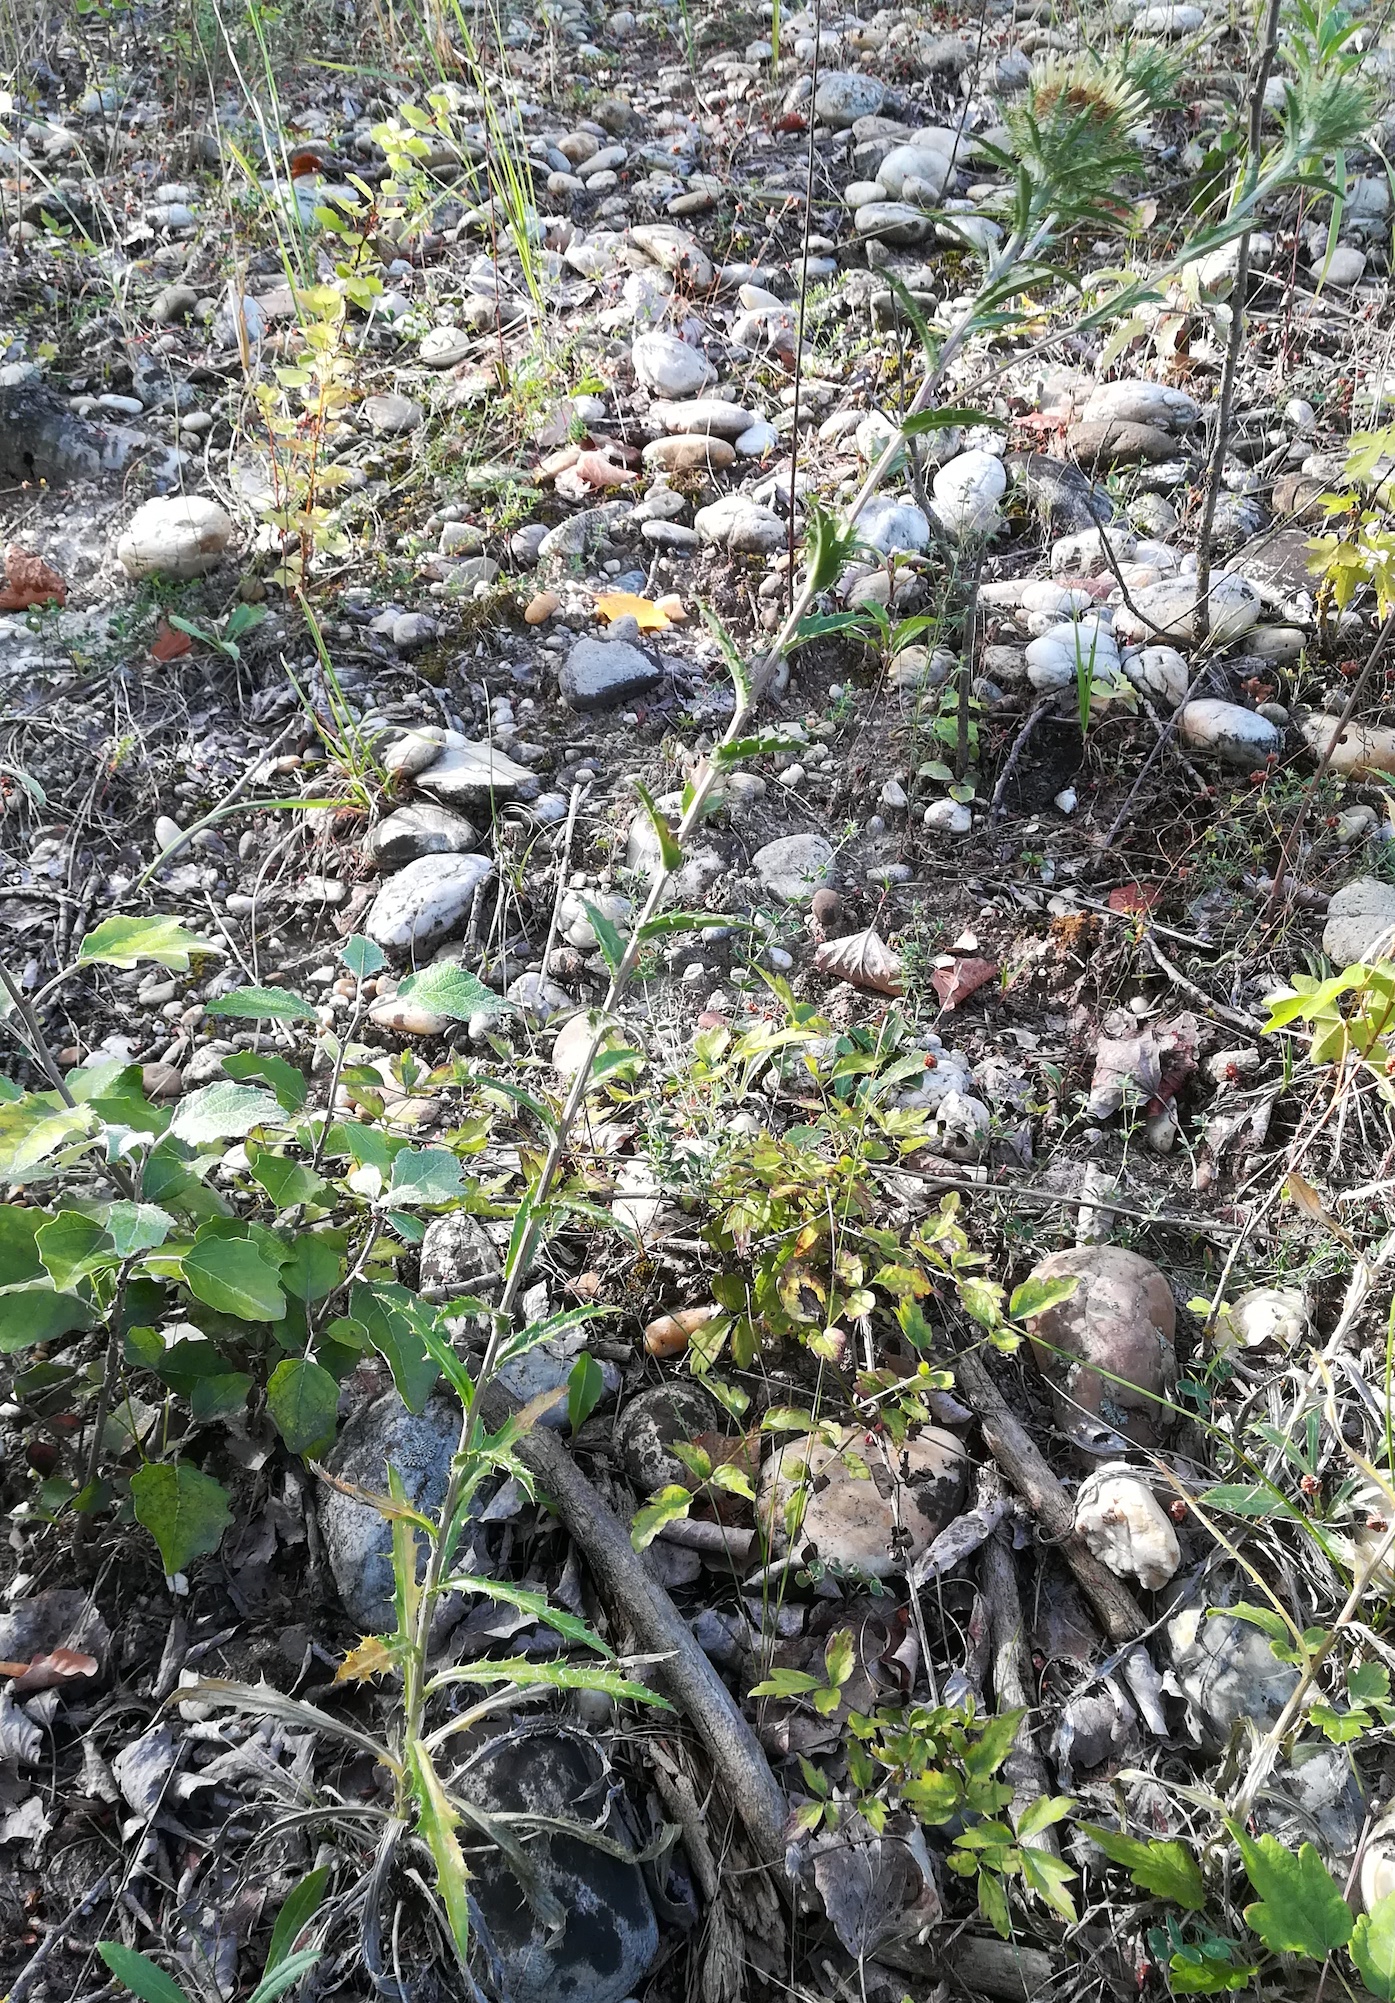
[
  {"x1": 267, "y1": 1358, "x2": 339, "y2": 1454},
  {"x1": 632, "y1": 780, "x2": 682, "y2": 872},
  {"x1": 334, "y1": 1636, "x2": 399, "y2": 1683},
  {"x1": 407, "y1": 1743, "x2": 471, "y2": 1966},
  {"x1": 170, "y1": 1082, "x2": 283, "y2": 1144},
  {"x1": 431, "y1": 1576, "x2": 613, "y2": 1656},
  {"x1": 425, "y1": 1657, "x2": 671, "y2": 1707},
  {"x1": 1231, "y1": 1829, "x2": 1353, "y2": 1957},
  {"x1": 901, "y1": 405, "x2": 1005, "y2": 436},
  {"x1": 131, "y1": 1462, "x2": 233, "y2": 1576},
  {"x1": 1353, "y1": 1892, "x2": 1395, "y2": 1997},
  {"x1": 348, "y1": 1281, "x2": 438, "y2": 1412},
  {"x1": 78, "y1": 916, "x2": 210, "y2": 972},
  {"x1": 205, "y1": 986, "x2": 319, "y2": 1023},
  {"x1": 1079, "y1": 1825, "x2": 1206, "y2": 1909},
  {"x1": 396, "y1": 961, "x2": 508, "y2": 1021}
]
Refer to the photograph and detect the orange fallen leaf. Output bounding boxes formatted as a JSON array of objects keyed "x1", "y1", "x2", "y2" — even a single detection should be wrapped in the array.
[
  {"x1": 1107, "y1": 883, "x2": 1160, "y2": 916},
  {"x1": 151, "y1": 619, "x2": 193, "y2": 662},
  {"x1": 0, "y1": 545, "x2": 66, "y2": 611},
  {"x1": 594, "y1": 590, "x2": 671, "y2": 632},
  {"x1": 0, "y1": 1647, "x2": 99, "y2": 1692},
  {"x1": 930, "y1": 957, "x2": 999, "y2": 1010}
]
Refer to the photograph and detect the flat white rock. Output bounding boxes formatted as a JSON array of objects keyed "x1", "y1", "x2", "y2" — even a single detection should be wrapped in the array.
[{"x1": 365, "y1": 853, "x2": 495, "y2": 953}]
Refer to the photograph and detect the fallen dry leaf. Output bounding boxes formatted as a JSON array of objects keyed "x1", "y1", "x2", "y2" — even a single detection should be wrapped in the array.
[
  {"x1": 151, "y1": 619, "x2": 193, "y2": 661},
  {"x1": 0, "y1": 546, "x2": 66, "y2": 611},
  {"x1": 814, "y1": 928, "x2": 903, "y2": 996},
  {"x1": 573, "y1": 449, "x2": 639, "y2": 489},
  {"x1": 930, "y1": 956, "x2": 998, "y2": 1010},
  {"x1": 594, "y1": 590, "x2": 672, "y2": 632},
  {"x1": 1107, "y1": 883, "x2": 1160, "y2": 916},
  {"x1": 0, "y1": 1647, "x2": 100, "y2": 1693}
]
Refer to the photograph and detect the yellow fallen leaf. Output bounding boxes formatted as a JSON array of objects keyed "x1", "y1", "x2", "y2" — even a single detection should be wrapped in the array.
[
  {"x1": 335, "y1": 1635, "x2": 398, "y2": 1682},
  {"x1": 594, "y1": 590, "x2": 671, "y2": 631}
]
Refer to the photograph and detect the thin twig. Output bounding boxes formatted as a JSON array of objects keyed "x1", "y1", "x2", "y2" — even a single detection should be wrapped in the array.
[
  {"x1": 1193, "y1": 0, "x2": 1284, "y2": 643},
  {"x1": 990, "y1": 697, "x2": 1053, "y2": 818}
]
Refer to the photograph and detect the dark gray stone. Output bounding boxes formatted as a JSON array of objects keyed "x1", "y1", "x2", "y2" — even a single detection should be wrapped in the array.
[
  {"x1": 458, "y1": 1727, "x2": 658, "y2": 2003},
  {"x1": 365, "y1": 803, "x2": 480, "y2": 869},
  {"x1": 0, "y1": 384, "x2": 135, "y2": 484},
  {"x1": 560, "y1": 638, "x2": 663, "y2": 712},
  {"x1": 616, "y1": 1381, "x2": 724, "y2": 1493},
  {"x1": 321, "y1": 1394, "x2": 459, "y2": 1632},
  {"x1": 1010, "y1": 453, "x2": 1114, "y2": 534}
]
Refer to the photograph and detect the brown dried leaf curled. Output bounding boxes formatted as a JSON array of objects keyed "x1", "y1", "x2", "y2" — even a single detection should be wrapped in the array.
[{"x1": 813, "y1": 928, "x2": 903, "y2": 995}]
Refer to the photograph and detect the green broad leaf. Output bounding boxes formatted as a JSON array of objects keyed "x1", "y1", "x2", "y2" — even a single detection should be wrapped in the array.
[
  {"x1": 349, "y1": 1281, "x2": 438, "y2": 1412},
  {"x1": 247, "y1": 1146, "x2": 330, "y2": 1209},
  {"x1": 36, "y1": 1210, "x2": 114, "y2": 1289},
  {"x1": 630, "y1": 1483, "x2": 692, "y2": 1550},
  {"x1": 1220, "y1": 1603, "x2": 1299, "y2": 1647},
  {"x1": 581, "y1": 899, "x2": 625, "y2": 976},
  {"x1": 962, "y1": 1710, "x2": 1026, "y2": 1784},
  {"x1": 1231, "y1": 1830, "x2": 1353, "y2": 1957},
  {"x1": 266, "y1": 1358, "x2": 339, "y2": 1455},
  {"x1": 102, "y1": 1202, "x2": 174, "y2": 1258},
  {"x1": 78, "y1": 915, "x2": 210, "y2": 972},
  {"x1": 0, "y1": 1206, "x2": 43, "y2": 1285},
  {"x1": 824, "y1": 1628, "x2": 855, "y2": 1687},
  {"x1": 396, "y1": 961, "x2": 506, "y2": 1021},
  {"x1": 1349, "y1": 1661, "x2": 1391, "y2": 1705},
  {"x1": 1352, "y1": 1891, "x2": 1395, "y2": 1998},
  {"x1": 1167, "y1": 1951, "x2": 1256, "y2": 1993},
  {"x1": 190, "y1": 1372, "x2": 253, "y2": 1421},
  {"x1": 170, "y1": 1082, "x2": 283, "y2": 1145},
  {"x1": 0, "y1": 1283, "x2": 97, "y2": 1350},
  {"x1": 98, "y1": 1943, "x2": 192, "y2": 2003},
  {"x1": 341, "y1": 934, "x2": 386, "y2": 981},
  {"x1": 632, "y1": 780, "x2": 681, "y2": 872},
  {"x1": 433, "y1": 1575, "x2": 613, "y2": 1656},
  {"x1": 205, "y1": 986, "x2": 319, "y2": 1023},
  {"x1": 131, "y1": 1462, "x2": 233, "y2": 1576},
  {"x1": 182, "y1": 1232, "x2": 287, "y2": 1322},
  {"x1": 568, "y1": 1352, "x2": 605, "y2": 1435},
  {"x1": 264, "y1": 1868, "x2": 331, "y2": 1978},
  {"x1": 1009, "y1": 1272, "x2": 1079, "y2": 1320},
  {"x1": 709, "y1": 1462, "x2": 755, "y2": 1500},
  {"x1": 222, "y1": 1051, "x2": 309, "y2": 1114},
  {"x1": 762, "y1": 1406, "x2": 823, "y2": 1433},
  {"x1": 281, "y1": 1231, "x2": 346, "y2": 1303},
  {"x1": 1079, "y1": 1825, "x2": 1206, "y2": 1909},
  {"x1": 385, "y1": 1147, "x2": 468, "y2": 1206},
  {"x1": 901, "y1": 405, "x2": 1005, "y2": 436}
]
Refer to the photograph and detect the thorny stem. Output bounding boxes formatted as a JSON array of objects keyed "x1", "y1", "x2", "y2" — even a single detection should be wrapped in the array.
[{"x1": 1192, "y1": 0, "x2": 1284, "y2": 644}]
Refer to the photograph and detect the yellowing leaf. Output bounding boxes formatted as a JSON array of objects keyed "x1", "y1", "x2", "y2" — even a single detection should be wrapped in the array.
[
  {"x1": 335, "y1": 1636, "x2": 398, "y2": 1682},
  {"x1": 594, "y1": 591, "x2": 671, "y2": 631}
]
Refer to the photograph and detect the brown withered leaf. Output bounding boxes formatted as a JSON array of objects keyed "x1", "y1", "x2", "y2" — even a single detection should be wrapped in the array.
[
  {"x1": 0, "y1": 1647, "x2": 99, "y2": 1693},
  {"x1": 813, "y1": 928, "x2": 903, "y2": 996},
  {"x1": 0, "y1": 546, "x2": 66, "y2": 611},
  {"x1": 929, "y1": 956, "x2": 998, "y2": 1010}
]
